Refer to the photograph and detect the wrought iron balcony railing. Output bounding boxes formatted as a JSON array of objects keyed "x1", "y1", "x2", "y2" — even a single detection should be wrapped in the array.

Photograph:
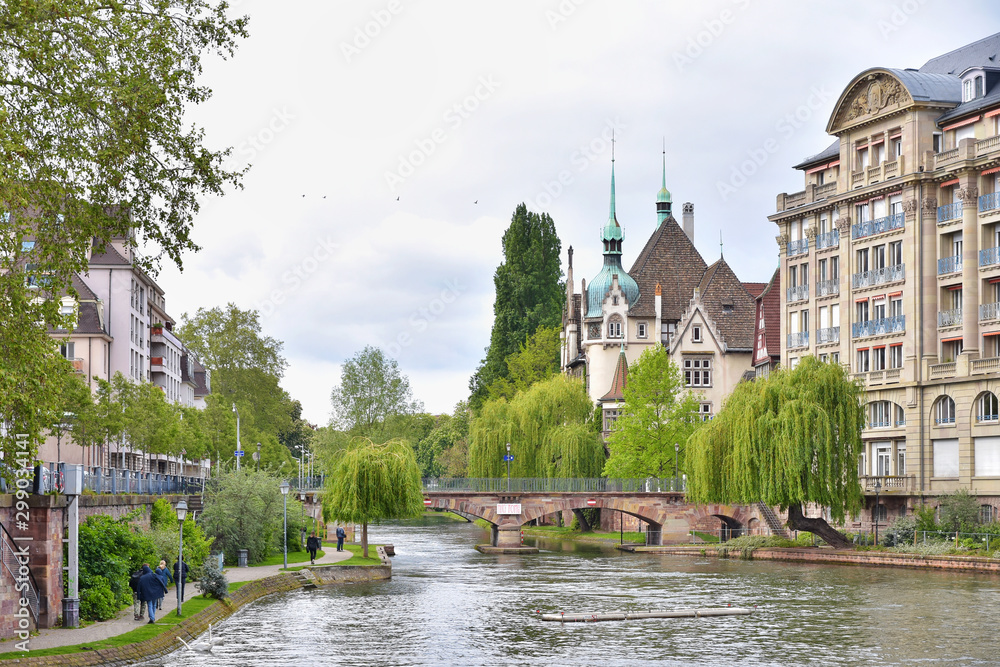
[
  {"x1": 852, "y1": 315, "x2": 905, "y2": 338},
  {"x1": 852, "y1": 264, "x2": 904, "y2": 289}
]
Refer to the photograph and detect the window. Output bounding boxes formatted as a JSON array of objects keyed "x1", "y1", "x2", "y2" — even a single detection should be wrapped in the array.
[
  {"x1": 872, "y1": 298, "x2": 886, "y2": 321},
  {"x1": 895, "y1": 404, "x2": 906, "y2": 427},
  {"x1": 952, "y1": 232, "x2": 963, "y2": 259},
  {"x1": 944, "y1": 338, "x2": 964, "y2": 360},
  {"x1": 59, "y1": 342, "x2": 75, "y2": 360},
  {"x1": 608, "y1": 317, "x2": 622, "y2": 338},
  {"x1": 982, "y1": 505, "x2": 996, "y2": 523},
  {"x1": 888, "y1": 241, "x2": 902, "y2": 267},
  {"x1": 800, "y1": 309, "x2": 809, "y2": 334},
  {"x1": 889, "y1": 294, "x2": 903, "y2": 318},
  {"x1": 890, "y1": 344, "x2": 903, "y2": 369},
  {"x1": 871, "y1": 244, "x2": 886, "y2": 271},
  {"x1": 637, "y1": 322, "x2": 647, "y2": 339},
  {"x1": 954, "y1": 124, "x2": 975, "y2": 148},
  {"x1": 874, "y1": 504, "x2": 888, "y2": 523},
  {"x1": 830, "y1": 256, "x2": 839, "y2": 280},
  {"x1": 872, "y1": 346, "x2": 886, "y2": 371},
  {"x1": 856, "y1": 202, "x2": 871, "y2": 223},
  {"x1": 951, "y1": 288, "x2": 963, "y2": 311},
  {"x1": 857, "y1": 146, "x2": 869, "y2": 170},
  {"x1": 857, "y1": 348, "x2": 870, "y2": 372},
  {"x1": 831, "y1": 351, "x2": 839, "y2": 364},
  {"x1": 978, "y1": 392, "x2": 999, "y2": 422},
  {"x1": 935, "y1": 396, "x2": 956, "y2": 424},
  {"x1": 897, "y1": 444, "x2": 906, "y2": 474},
  {"x1": 856, "y1": 300, "x2": 869, "y2": 322},
  {"x1": 800, "y1": 262, "x2": 809, "y2": 286},
  {"x1": 934, "y1": 438, "x2": 959, "y2": 477},
  {"x1": 683, "y1": 358, "x2": 712, "y2": 387},
  {"x1": 964, "y1": 78, "x2": 974, "y2": 102},
  {"x1": 819, "y1": 213, "x2": 829, "y2": 234},
  {"x1": 890, "y1": 136, "x2": 902, "y2": 158},
  {"x1": 692, "y1": 326, "x2": 702, "y2": 343},
  {"x1": 789, "y1": 356, "x2": 800, "y2": 369},
  {"x1": 873, "y1": 142, "x2": 884, "y2": 167},
  {"x1": 698, "y1": 403, "x2": 713, "y2": 421},
  {"x1": 933, "y1": 132, "x2": 943, "y2": 153},
  {"x1": 856, "y1": 247, "x2": 869, "y2": 273},
  {"x1": 977, "y1": 76, "x2": 985, "y2": 99},
  {"x1": 870, "y1": 401, "x2": 891, "y2": 428},
  {"x1": 603, "y1": 409, "x2": 620, "y2": 432}
]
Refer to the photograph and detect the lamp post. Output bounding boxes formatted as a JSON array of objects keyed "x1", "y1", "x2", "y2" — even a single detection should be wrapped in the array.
[
  {"x1": 280, "y1": 481, "x2": 290, "y2": 569},
  {"x1": 232, "y1": 403, "x2": 241, "y2": 470},
  {"x1": 175, "y1": 499, "x2": 187, "y2": 616},
  {"x1": 299, "y1": 491, "x2": 307, "y2": 548},
  {"x1": 505, "y1": 442, "x2": 511, "y2": 492},
  {"x1": 674, "y1": 443, "x2": 680, "y2": 489},
  {"x1": 873, "y1": 480, "x2": 882, "y2": 546},
  {"x1": 256, "y1": 442, "x2": 261, "y2": 472}
]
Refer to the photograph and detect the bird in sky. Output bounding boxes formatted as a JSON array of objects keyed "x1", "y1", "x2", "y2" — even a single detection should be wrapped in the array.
[
  {"x1": 396, "y1": 196, "x2": 400, "y2": 201},
  {"x1": 474, "y1": 200, "x2": 478, "y2": 204}
]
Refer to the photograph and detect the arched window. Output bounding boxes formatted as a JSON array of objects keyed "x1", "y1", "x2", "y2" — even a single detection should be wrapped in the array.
[
  {"x1": 935, "y1": 396, "x2": 956, "y2": 425},
  {"x1": 977, "y1": 392, "x2": 999, "y2": 423},
  {"x1": 981, "y1": 504, "x2": 995, "y2": 524},
  {"x1": 895, "y1": 404, "x2": 906, "y2": 427},
  {"x1": 874, "y1": 504, "x2": 888, "y2": 523}
]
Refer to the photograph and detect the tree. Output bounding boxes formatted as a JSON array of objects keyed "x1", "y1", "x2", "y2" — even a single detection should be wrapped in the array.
[
  {"x1": 330, "y1": 346, "x2": 422, "y2": 439},
  {"x1": 686, "y1": 356, "x2": 865, "y2": 549},
  {"x1": 468, "y1": 375, "x2": 604, "y2": 479},
  {"x1": 603, "y1": 345, "x2": 704, "y2": 479},
  {"x1": 324, "y1": 439, "x2": 424, "y2": 558},
  {"x1": 414, "y1": 402, "x2": 470, "y2": 478},
  {"x1": 0, "y1": 1, "x2": 247, "y2": 462},
  {"x1": 938, "y1": 489, "x2": 980, "y2": 532},
  {"x1": 485, "y1": 326, "x2": 561, "y2": 403},
  {"x1": 469, "y1": 204, "x2": 563, "y2": 409}
]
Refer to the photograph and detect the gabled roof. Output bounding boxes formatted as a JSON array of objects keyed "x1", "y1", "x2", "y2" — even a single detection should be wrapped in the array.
[
  {"x1": 88, "y1": 241, "x2": 130, "y2": 266},
  {"x1": 742, "y1": 282, "x2": 768, "y2": 298},
  {"x1": 628, "y1": 216, "x2": 707, "y2": 319},
  {"x1": 600, "y1": 348, "x2": 628, "y2": 402},
  {"x1": 753, "y1": 267, "x2": 781, "y2": 366},
  {"x1": 919, "y1": 32, "x2": 1000, "y2": 76},
  {"x1": 696, "y1": 258, "x2": 757, "y2": 350},
  {"x1": 71, "y1": 273, "x2": 99, "y2": 301}
]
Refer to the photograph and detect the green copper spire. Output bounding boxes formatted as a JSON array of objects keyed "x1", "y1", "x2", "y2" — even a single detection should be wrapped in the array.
[
  {"x1": 656, "y1": 140, "x2": 672, "y2": 228},
  {"x1": 602, "y1": 136, "x2": 623, "y2": 253}
]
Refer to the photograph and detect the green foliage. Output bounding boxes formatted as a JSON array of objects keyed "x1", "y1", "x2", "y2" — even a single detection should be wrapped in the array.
[
  {"x1": 77, "y1": 513, "x2": 155, "y2": 620},
  {"x1": 325, "y1": 439, "x2": 425, "y2": 524},
  {"x1": 715, "y1": 534, "x2": 800, "y2": 559},
  {"x1": 200, "y1": 468, "x2": 297, "y2": 565},
  {"x1": 485, "y1": 326, "x2": 561, "y2": 402},
  {"x1": 79, "y1": 576, "x2": 118, "y2": 622},
  {"x1": 413, "y1": 405, "x2": 470, "y2": 478},
  {"x1": 915, "y1": 504, "x2": 938, "y2": 533},
  {"x1": 882, "y1": 515, "x2": 917, "y2": 547},
  {"x1": 329, "y1": 346, "x2": 423, "y2": 440},
  {"x1": 468, "y1": 375, "x2": 604, "y2": 478},
  {"x1": 604, "y1": 345, "x2": 704, "y2": 478},
  {"x1": 150, "y1": 499, "x2": 175, "y2": 530},
  {"x1": 145, "y1": 517, "x2": 214, "y2": 571},
  {"x1": 687, "y1": 356, "x2": 865, "y2": 524},
  {"x1": 195, "y1": 559, "x2": 230, "y2": 600},
  {"x1": 470, "y1": 204, "x2": 563, "y2": 409},
  {"x1": 938, "y1": 489, "x2": 981, "y2": 532}
]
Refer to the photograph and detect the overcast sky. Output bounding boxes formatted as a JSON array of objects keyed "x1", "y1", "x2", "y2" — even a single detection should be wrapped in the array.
[{"x1": 154, "y1": 0, "x2": 1000, "y2": 425}]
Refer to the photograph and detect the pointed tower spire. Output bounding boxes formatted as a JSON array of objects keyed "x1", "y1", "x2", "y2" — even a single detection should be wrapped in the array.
[
  {"x1": 656, "y1": 138, "x2": 672, "y2": 228},
  {"x1": 601, "y1": 131, "x2": 623, "y2": 255}
]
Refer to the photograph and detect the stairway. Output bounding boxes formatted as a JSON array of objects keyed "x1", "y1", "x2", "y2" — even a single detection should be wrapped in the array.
[
  {"x1": 757, "y1": 502, "x2": 788, "y2": 538},
  {"x1": 291, "y1": 569, "x2": 318, "y2": 589},
  {"x1": 187, "y1": 494, "x2": 204, "y2": 514}
]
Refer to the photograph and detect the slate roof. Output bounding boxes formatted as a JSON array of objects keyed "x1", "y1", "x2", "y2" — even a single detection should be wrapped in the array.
[
  {"x1": 937, "y1": 84, "x2": 1000, "y2": 123},
  {"x1": 793, "y1": 140, "x2": 840, "y2": 170},
  {"x1": 919, "y1": 32, "x2": 1000, "y2": 76},
  {"x1": 696, "y1": 258, "x2": 757, "y2": 350},
  {"x1": 627, "y1": 216, "x2": 707, "y2": 320},
  {"x1": 74, "y1": 301, "x2": 107, "y2": 335},
  {"x1": 883, "y1": 68, "x2": 962, "y2": 104},
  {"x1": 89, "y1": 241, "x2": 130, "y2": 266}
]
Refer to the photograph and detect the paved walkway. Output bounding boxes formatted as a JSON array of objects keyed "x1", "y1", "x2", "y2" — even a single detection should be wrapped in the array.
[{"x1": 0, "y1": 547, "x2": 354, "y2": 653}]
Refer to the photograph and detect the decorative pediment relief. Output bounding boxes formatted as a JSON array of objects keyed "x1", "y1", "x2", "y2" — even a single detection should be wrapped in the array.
[{"x1": 831, "y1": 73, "x2": 912, "y2": 132}]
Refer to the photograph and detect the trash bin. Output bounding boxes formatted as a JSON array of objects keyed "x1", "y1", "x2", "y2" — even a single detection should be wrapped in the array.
[{"x1": 238, "y1": 549, "x2": 249, "y2": 567}]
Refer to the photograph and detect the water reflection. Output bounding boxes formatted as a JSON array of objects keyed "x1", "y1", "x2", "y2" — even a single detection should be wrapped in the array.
[{"x1": 156, "y1": 516, "x2": 1000, "y2": 667}]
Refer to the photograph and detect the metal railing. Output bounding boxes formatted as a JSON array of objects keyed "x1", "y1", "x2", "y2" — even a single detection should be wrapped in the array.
[
  {"x1": 938, "y1": 308, "x2": 963, "y2": 328},
  {"x1": 816, "y1": 278, "x2": 839, "y2": 297},
  {"x1": 787, "y1": 331, "x2": 809, "y2": 349},
  {"x1": 786, "y1": 284, "x2": 809, "y2": 303},
  {"x1": 980, "y1": 192, "x2": 1000, "y2": 213},
  {"x1": 816, "y1": 326, "x2": 839, "y2": 344},
  {"x1": 852, "y1": 263, "x2": 904, "y2": 289},
  {"x1": 981, "y1": 302, "x2": 1000, "y2": 321},
  {"x1": 852, "y1": 315, "x2": 905, "y2": 338},
  {"x1": 816, "y1": 229, "x2": 839, "y2": 250},
  {"x1": 852, "y1": 212, "x2": 904, "y2": 240},
  {"x1": 1, "y1": 520, "x2": 40, "y2": 624},
  {"x1": 980, "y1": 246, "x2": 1000, "y2": 267},
  {"x1": 34, "y1": 464, "x2": 206, "y2": 496},
  {"x1": 938, "y1": 201, "x2": 962, "y2": 223},
  {"x1": 421, "y1": 477, "x2": 686, "y2": 493},
  {"x1": 787, "y1": 238, "x2": 809, "y2": 256},
  {"x1": 938, "y1": 255, "x2": 962, "y2": 275}
]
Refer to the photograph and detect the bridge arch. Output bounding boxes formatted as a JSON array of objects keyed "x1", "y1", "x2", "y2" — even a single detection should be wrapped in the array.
[{"x1": 520, "y1": 497, "x2": 666, "y2": 535}]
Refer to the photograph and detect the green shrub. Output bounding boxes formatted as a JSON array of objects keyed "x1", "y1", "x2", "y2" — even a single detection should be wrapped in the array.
[
  {"x1": 79, "y1": 575, "x2": 118, "y2": 622},
  {"x1": 145, "y1": 517, "x2": 214, "y2": 572},
  {"x1": 149, "y1": 498, "x2": 176, "y2": 529},
  {"x1": 939, "y1": 489, "x2": 979, "y2": 532},
  {"x1": 195, "y1": 558, "x2": 229, "y2": 600},
  {"x1": 915, "y1": 504, "x2": 938, "y2": 533},
  {"x1": 76, "y1": 512, "x2": 155, "y2": 619},
  {"x1": 882, "y1": 515, "x2": 916, "y2": 547},
  {"x1": 716, "y1": 535, "x2": 798, "y2": 559}
]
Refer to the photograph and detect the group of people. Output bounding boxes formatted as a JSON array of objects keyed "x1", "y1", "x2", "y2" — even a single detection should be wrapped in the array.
[
  {"x1": 129, "y1": 559, "x2": 190, "y2": 623},
  {"x1": 305, "y1": 526, "x2": 348, "y2": 564}
]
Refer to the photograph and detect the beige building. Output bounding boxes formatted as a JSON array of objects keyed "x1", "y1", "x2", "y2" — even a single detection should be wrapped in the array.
[{"x1": 770, "y1": 32, "x2": 1000, "y2": 525}]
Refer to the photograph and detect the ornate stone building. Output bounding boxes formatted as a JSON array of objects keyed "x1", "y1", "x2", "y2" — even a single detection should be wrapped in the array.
[
  {"x1": 769, "y1": 32, "x2": 1000, "y2": 525},
  {"x1": 563, "y1": 153, "x2": 768, "y2": 436}
]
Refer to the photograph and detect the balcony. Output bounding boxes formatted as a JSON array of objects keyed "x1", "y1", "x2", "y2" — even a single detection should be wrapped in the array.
[
  {"x1": 981, "y1": 302, "x2": 1000, "y2": 321},
  {"x1": 816, "y1": 326, "x2": 840, "y2": 344},
  {"x1": 937, "y1": 201, "x2": 962, "y2": 223},
  {"x1": 70, "y1": 358, "x2": 84, "y2": 373},
  {"x1": 980, "y1": 247, "x2": 1000, "y2": 268},
  {"x1": 787, "y1": 238, "x2": 809, "y2": 256},
  {"x1": 883, "y1": 159, "x2": 899, "y2": 179},
  {"x1": 150, "y1": 356, "x2": 164, "y2": 368},
  {"x1": 934, "y1": 148, "x2": 961, "y2": 170},
  {"x1": 852, "y1": 315, "x2": 905, "y2": 339},
  {"x1": 815, "y1": 229, "x2": 839, "y2": 250},
  {"x1": 978, "y1": 134, "x2": 1000, "y2": 155},
  {"x1": 816, "y1": 278, "x2": 839, "y2": 298},
  {"x1": 972, "y1": 357, "x2": 1000, "y2": 374},
  {"x1": 815, "y1": 182, "x2": 837, "y2": 199},
  {"x1": 787, "y1": 331, "x2": 809, "y2": 349},
  {"x1": 786, "y1": 284, "x2": 809, "y2": 303},
  {"x1": 852, "y1": 212, "x2": 904, "y2": 240},
  {"x1": 859, "y1": 475, "x2": 916, "y2": 493},
  {"x1": 851, "y1": 170, "x2": 865, "y2": 188},
  {"x1": 938, "y1": 308, "x2": 962, "y2": 328},
  {"x1": 937, "y1": 254, "x2": 962, "y2": 275},
  {"x1": 929, "y1": 362, "x2": 956, "y2": 379},
  {"x1": 852, "y1": 264, "x2": 904, "y2": 289},
  {"x1": 980, "y1": 192, "x2": 1000, "y2": 214}
]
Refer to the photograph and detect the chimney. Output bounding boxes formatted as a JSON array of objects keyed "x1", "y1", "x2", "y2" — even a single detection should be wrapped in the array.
[{"x1": 682, "y1": 202, "x2": 694, "y2": 243}]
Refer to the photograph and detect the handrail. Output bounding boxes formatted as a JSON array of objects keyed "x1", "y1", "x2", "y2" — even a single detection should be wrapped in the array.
[
  {"x1": 421, "y1": 477, "x2": 686, "y2": 493},
  {"x1": 0, "y1": 519, "x2": 41, "y2": 624}
]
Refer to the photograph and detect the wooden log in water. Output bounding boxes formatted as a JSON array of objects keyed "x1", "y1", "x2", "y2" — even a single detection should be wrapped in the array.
[{"x1": 539, "y1": 607, "x2": 754, "y2": 622}]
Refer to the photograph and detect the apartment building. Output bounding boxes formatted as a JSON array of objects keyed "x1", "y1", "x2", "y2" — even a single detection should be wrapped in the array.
[{"x1": 769, "y1": 33, "x2": 1000, "y2": 524}]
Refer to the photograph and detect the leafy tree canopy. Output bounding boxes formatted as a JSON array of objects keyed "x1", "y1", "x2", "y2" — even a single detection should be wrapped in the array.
[
  {"x1": 485, "y1": 325, "x2": 561, "y2": 403},
  {"x1": 330, "y1": 346, "x2": 423, "y2": 439},
  {"x1": 686, "y1": 356, "x2": 865, "y2": 548}
]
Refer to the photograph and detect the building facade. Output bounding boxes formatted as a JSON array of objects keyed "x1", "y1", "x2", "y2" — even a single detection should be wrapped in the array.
[{"x1": 769, "y1": 32, "x2": 1000, "y2": 524}]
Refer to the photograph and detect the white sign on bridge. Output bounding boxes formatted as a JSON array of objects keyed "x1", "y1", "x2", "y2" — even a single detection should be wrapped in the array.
[{"x1": 497, "y1": 503, "x2": 522, "y2": 515}]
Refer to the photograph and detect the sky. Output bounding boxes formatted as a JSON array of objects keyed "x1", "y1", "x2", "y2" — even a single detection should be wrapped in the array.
[{"x1": 154, "y1": 0, "x2": 1000, "y2": 425}]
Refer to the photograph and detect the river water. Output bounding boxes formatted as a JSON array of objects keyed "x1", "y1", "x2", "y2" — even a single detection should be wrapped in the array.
[{"x1": 157, "y1": 515, "x2": 1000, "y2": 666}]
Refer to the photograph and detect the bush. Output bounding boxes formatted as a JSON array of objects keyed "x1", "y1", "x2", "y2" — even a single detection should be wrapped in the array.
[
  {"x1": 149, "y1": 498, "x2": 176, "y2": 530},
  {"x1": 145, "y1": 517, "x2": 214, "y2": 572},
  {"x1": 882, "y1": 515, "x2": 916, "y2": 547},
  {"x1": 196, "y1": 558, "x2": 229, "y2": 600},
  {"x1": 76, "y1": 512, "x2": 155, "y2": 620},
  {"x1": 939, "y1": 489, "x2": 980, "y2": 532},
  {"x1": 915, "y1": 504, "x2": 938, "y2": 533},
  {"x1": 79, "y1": 575, "x2": 118, "y2": 622}
]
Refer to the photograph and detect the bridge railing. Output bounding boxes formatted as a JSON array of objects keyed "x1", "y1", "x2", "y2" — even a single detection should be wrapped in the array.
[{"x1": 421, "y1": 477, "x2": 686, "y2": 493}]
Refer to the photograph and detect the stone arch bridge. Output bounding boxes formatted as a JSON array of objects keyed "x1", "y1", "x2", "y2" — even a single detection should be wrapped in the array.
[{"x1": 422, "y1": 479, "x2": 776, "y2": 549}]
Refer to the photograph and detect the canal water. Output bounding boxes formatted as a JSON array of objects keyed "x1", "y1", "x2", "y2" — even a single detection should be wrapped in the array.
[{"x1": 157, "y1": 515, "x2": 1000, "y2": 666}]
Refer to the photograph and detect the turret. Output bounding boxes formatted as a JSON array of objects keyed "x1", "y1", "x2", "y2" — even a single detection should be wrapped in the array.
[{"x1": 656, "y1": 148, "x2": 672, "y2": 228}]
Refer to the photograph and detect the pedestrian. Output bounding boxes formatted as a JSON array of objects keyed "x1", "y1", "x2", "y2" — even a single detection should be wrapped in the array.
[
  {"x1": 336, "y1": 525, "x2": 346, "y2": 552},
  {"x1": 137, "y1": 563, "x2": 167, "y2": 624},
  {"x1": 154, "y1": 560, "x2": 173, "y2": 610},
  {"x1": 306, "y1": 531, "x2": 321, "y2": 564},
  {"x1": 173, "y1": 558, "x2": 190, "y2": 602},
  {"x1": 129, "y1": 566, "x2": 145, "y2": 621}
]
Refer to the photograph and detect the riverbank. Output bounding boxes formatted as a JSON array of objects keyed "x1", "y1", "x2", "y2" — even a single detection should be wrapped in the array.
[{"x1": 0, "y1": 547, "x2": 391, "y2": 666}]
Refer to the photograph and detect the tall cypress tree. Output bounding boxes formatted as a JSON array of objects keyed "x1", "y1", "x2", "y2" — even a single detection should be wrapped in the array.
[{"x1": 469, "y1": 203, "x2": 563, "y2": 410}]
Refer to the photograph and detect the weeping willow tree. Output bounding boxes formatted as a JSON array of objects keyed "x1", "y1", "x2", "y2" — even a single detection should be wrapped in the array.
[
  {"x1": 686, "y1": 356, "x2": 865, "y2": 549},
  {"x1": 468, "y1": 374, "x2": 604, "y2": 478},
  {"x1": 323, "y1": 438, "x2": 424, "y2": 558}
]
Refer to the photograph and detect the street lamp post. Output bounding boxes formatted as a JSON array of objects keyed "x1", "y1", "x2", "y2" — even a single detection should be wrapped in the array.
[
  {"x1": 674, "y1": 443, "x2": 679, "y2": 489},
  {"x1": 232, "y1": 403, "x2": 241, "y2": 471},
  {"x1": 873, "y1": 480, "x2": 882, "y2": 546},
  {"x1": 299, "y1": 491, "x2": 307, "y2": 547},
  {"x1": 505, "y1": 443, "x2": 511, "y2": 492},
  {"x1": 280, "y1": 481, "x2": 290, "y2": 569},
  {"x1": 175, "y1": 499, "x2": 187, "y2": 616}
]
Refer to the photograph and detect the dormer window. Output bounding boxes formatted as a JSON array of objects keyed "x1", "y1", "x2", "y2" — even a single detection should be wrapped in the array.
[
  {"x1": 964, "y1": 78, "x2": 974, "y2": 102},
  {"x1": 963, "y1": 74, "x2": 986, "y2": 102}
]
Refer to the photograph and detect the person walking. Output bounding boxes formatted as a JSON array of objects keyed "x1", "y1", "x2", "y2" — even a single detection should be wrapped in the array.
[
  {"x1": 129, "y1": 567, "x2": 145, "y2": 621},
  {"x1": 306, "y1": 531, "x2": 321, "y2": 564},
  {"x1": 336, "y1": 525, "x2": 346, "y2": 552},
  {"x1": 137, "y1": 564, "x2": 167, "y2": 624},
  {"x1": 173, "y1": 558, "x2": 190, "y2": 602},
  {"x1": 154, "y1": 560, "x2": 173, "y2": 610}
]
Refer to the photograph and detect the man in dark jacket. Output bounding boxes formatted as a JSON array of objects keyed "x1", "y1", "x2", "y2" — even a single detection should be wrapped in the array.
[
  {"x1": 306, "y1": 532, "x2": 321, "y2": 564},
  {"x1": 137, "y1": 564, "x2": 167, "y2": 624},
  {"x1": 336, "y1": 526, "x2": 346, "y2": 552},
  {"x1": 173, "y1": 559, "x2": 190, "y2": 602},
  {"x1": 129, "y1": 567, "x2": 145, "y2": 621}
]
